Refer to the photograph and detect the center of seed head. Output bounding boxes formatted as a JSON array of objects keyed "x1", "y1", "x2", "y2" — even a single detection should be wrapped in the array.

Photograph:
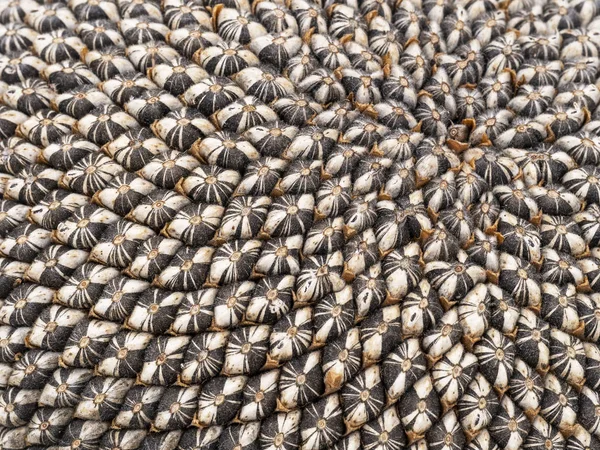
[
  {"x1": 525, "y1": 377, "x2": 534, "y2": 390},
  {"x1": 338, "y1": 349, "x2": 349, "y2": 362},
  {"x1": 360, "y1": 390, "x2": 370, "y2": 401},
  {"x1": 377, "y1": 322, "x2": 388, "y2": 334},
  {"x1": 274, "y1": 433, "x2": 285, "y2": 446},
  {"x1": 132, "y1": 402, "x2": 143, "y2": 413},
  {"x1": 582, "y1": 138, "x2": 595, "y2": 147},
  {"x1": 317, "y1": 264, "x2": 329, "y2": 276},
  {"x1": 452, "y1": 364, "x2": 462, "y2": 378},
  {"x1": 557, "y1": 295, "x2": 568, "y2": 307},
  {"x1": 204, "y1": 175, "x2": 217, "y2": 185},
  {"x1": 79, "y1": 336, "x2": 90, "y2": 348},
  {"x1": 241, "y1": 342, "x2": 252, "y2": 354},
  {"x1": 266, "y1": 289, "x2": 278, "y2": 301},
  {"x1": 331, "y1": 305, "x2": 342, "y2": 317},
  {"x1": 197, "y1": 349, "x2": 209, "y2": 361},
  {"x1": 518, "y1": 268, "x2": 528, "y2": 279},
  {"x1": 14, "y1": 299, "x2": 26, "y2": 309},
  {"x1": 275, "y1": 246, "x2": 288, "y2": 257},
  {"x1": 45, "y1": 258, "x2": 57, "y2": 268},
  {"x1": 495, "y1": 348, "x2": 505, "y2": 360},
  {"x1": 112, "y1": 291, "x2": 123, "y2": 303},
  {"x1": 254, "y1": 391, "x2": 264, "y2": 402}
]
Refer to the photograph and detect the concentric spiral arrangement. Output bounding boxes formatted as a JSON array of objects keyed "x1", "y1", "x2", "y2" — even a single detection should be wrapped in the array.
[{"x1": 0, "y1": 0, "x2": 600, "y2": 448}]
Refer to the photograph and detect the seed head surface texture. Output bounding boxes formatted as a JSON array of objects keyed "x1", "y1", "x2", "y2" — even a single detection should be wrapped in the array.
[{"x1": 0, "y1": 0, "x2": 599, "y2": 449}]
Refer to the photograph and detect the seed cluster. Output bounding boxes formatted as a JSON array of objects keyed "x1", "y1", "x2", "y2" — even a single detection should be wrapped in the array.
[{"x1": 0, "y1": 0, "x2": 600, "y2": 449}]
